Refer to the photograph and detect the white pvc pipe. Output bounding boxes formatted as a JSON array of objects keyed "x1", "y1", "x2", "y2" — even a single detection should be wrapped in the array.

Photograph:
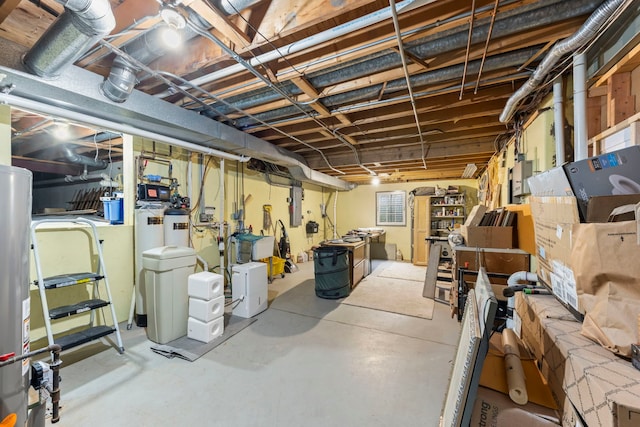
[
  {"x1": 507, "y1": 271, "x2": 538, "y2": 287},
  {"x1": 506, "y1": 271, "x2": 538, "y2": 329},
  {"x1": 156, "y1": 0, "x2": 435, "y2": 98},
  {"x1": 219, "y1": 159, "x2": 226, "y2": 280},
  {"x1": 573, "y1": 52, "x2": 588, "y2": 161},
  {"x1": 0, "y1": 93, "x2": 251, "y2": 163},
  {"x1": 553, "y1": 77, "x2": 565, "y2": 164},
  {"x1": 333, "y1": 191, "x2": 338, "y2": 239}
]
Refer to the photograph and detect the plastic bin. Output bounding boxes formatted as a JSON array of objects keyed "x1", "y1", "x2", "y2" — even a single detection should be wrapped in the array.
[
  {"x1": 103, "y1": 198, "x2": 123, "y2": 224},
  {"x1": 143, "y1": 246, "x2": 196, "y2": 344},
  {"x1": 260, "y1": 256, "x2": 285, "y2": 278},
  {"x1": 313, "y1": 247, "x2": 350, "y2": 299}
]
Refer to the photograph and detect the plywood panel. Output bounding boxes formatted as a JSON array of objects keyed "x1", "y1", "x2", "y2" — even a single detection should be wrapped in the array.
[{"x1": 412, "y1": 195, "x2": 430, "y2": 265}]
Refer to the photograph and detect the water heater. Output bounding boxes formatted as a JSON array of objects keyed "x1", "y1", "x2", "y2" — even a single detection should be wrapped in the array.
[{"x1": 0, "y1": 165, "x2": 32, "y2": 427}]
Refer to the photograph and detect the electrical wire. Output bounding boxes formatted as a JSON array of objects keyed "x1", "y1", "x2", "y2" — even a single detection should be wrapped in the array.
[{"x1": 185, "y1": 17, "x2": 373, "y2": 176}]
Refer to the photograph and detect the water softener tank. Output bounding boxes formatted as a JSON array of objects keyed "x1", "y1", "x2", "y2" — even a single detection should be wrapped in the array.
[
  {"x1": 0, "y1": 165, "x2": 32, "y2": 427},
  {"x1": 134, "y1": 207, "x2": 165, "y2": 326},
  {"x1": 164, "y1": 208, "x2": 189, "y2": 247}
]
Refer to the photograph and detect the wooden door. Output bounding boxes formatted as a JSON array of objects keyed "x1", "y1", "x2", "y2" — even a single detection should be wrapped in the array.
[{"x1": 412, "y1": 196, "x2": 431, "y2": 265}]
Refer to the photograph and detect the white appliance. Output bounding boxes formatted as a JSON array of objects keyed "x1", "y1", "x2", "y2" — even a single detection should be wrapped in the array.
[{"x1": 231, "y1": 262, "x2": 268, "y2": 318}]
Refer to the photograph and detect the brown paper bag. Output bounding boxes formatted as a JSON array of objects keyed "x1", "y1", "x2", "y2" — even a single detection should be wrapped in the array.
[{"x1": 570, "y1": 206, "x2": 640, "y2": 358}]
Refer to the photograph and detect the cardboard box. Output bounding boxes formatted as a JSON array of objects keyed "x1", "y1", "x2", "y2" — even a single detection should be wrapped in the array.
[
  {"x1": 529, "y1": 196, "x2": 581, "y2": 312},
  {"x1": 530, "y1": 196, "x2": 639, "y2": 314},
  {"x1": 470, "y1": 387, "x2": 560, "y2": 426},
  {"x1": 505, "y1": 204, "x2": 536, "y2": 255},
  {"x1": 515, "y1": 294, "x2": 640, "y2": 427},
  {"x1": 461, "y1": 225, "x2": 515, "y2": 249},
  {"x1": 528, "y1": 166, "x2": 574, "y2": 197}
]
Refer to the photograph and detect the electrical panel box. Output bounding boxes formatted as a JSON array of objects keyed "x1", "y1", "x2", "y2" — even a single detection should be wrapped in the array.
[
  {"x1": 306, "y1": 221, "x2": 319, "y2": 234},
  {"x1": 511, "y1": 160, "x2": 533, "y2": 197},
  {"x1": 290, "y1": 186, "x2": 302, "y2": 227}
]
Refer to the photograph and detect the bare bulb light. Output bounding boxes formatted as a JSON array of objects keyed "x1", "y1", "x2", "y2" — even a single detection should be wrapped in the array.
[
  {"x1": 160, "y1": 25, "x2": 182, "y2": 49},
  {"x1": 371, "y1": 177, "x2": 380, "y2": 185}
]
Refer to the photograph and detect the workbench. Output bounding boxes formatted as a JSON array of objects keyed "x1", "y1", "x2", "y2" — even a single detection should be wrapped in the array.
[{"x1": 321, "y1": 240, "x2": 366, "y2": 289}]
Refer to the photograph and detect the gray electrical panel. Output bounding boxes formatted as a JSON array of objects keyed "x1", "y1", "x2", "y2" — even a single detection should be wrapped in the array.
[
  {"x1": 512, "y1": 160, "x2": 533, "y2": 197},
  {"x1": 290, "y1": 186, "x2": 302, "y2": 227}
]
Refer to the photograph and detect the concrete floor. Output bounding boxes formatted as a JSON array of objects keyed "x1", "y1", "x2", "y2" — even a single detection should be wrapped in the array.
[{"x1": 51, "y1": 260, "x2": 460, "y2": 426}]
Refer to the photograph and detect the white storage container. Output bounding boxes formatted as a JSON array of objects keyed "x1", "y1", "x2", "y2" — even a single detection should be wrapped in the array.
[
  {"x1": 188, "y1": 271, "x2": 223, "y2": 300},
  {"x1": 188, "y1": 316, "x2": 224, "y2": 343},
  {"x1": 189, "y1": 295, "x2": 224, "y2": 322},
  {"x1": 143, "y1": 246, "x2": 196, "y2": 344},
  {"x1": 232, "y1": 262, "x2": 268, "y2": 318},
  {"x1": 252, "y1": 235, "x2": 275, "y2": 259}
]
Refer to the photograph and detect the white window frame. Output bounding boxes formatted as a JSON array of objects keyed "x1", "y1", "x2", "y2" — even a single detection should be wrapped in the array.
[{"x1": 376, "y1": 191, "x2": 406, "y2": 226}]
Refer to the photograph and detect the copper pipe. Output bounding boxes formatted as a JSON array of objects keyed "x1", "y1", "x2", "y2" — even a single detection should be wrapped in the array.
[
  {"x1": 474, "y1": 0, "x2": 501, "y2": 94},
  {"x1": 389, "y1": 0, "x2": 428, "y2": 169},
  {"x1": 459, "y1": 0, "x2": 477, "y2": 100}
]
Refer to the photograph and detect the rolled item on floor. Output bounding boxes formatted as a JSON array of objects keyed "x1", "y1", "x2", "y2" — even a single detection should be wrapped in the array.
[{"x1": 502, "y1": 328, "x2": 528, "y2": 405}]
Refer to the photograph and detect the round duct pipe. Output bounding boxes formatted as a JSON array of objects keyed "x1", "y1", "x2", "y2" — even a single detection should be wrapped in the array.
[
  {"x1": 23, "y1": 0, "x2": 115, "y2": 78},
  {"x1": 101, "y1": 28, "x2": 170, "y2": 103}
]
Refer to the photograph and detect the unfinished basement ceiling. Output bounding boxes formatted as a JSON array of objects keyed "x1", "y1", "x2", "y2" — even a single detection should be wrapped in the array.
[{"x1": 0, "y1": 0, "x2": 625, "y2": 184}]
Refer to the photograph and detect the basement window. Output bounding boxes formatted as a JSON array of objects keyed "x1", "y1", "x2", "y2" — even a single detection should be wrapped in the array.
[{"x1": 376, "y1": 191, "x2": 406, "y2": 226}]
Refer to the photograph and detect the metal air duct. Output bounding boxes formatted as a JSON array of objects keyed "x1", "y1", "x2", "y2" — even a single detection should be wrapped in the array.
[
  {"x1": 499, "y1": 0, "x2": 626, "y2": 123},
  {"x1": 101, "y1": 27, "x2": 170, "y2": 103},
  {"x1": 23, "y1": 0, "x2": 115, "y2": 78},
  {"x1": 208, "y1": 0, "x2": 263, "y2": 15}
]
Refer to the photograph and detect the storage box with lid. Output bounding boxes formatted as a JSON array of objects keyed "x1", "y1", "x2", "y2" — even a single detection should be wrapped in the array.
[{"x1": 142, "y1": 246, "x2": 196, "y2": 344}]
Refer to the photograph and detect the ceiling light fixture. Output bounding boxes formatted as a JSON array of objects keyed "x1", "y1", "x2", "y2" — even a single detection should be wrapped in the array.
[
  {"x1": 159, "y1": 7, "x2": 186, "y2": 49},
  {"x1": 461, "y1": 163, "x2": 478, "y2": 179},
  {"x1": 52, "y1": 121, "x2": 70, "y2": 140},
  {"x1": 371, "y1": 177, "x2": 380, "y2": 185}
]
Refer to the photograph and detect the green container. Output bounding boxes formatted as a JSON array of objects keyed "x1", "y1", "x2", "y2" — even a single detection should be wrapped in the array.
[{"x1": 313, "y1": 247, "x2": 350, "y2": 299}]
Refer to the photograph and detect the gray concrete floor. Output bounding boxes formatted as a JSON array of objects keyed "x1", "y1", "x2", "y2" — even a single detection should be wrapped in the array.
[{"x1": 51, "y1": 260, "x2": 460, "y2": 426}]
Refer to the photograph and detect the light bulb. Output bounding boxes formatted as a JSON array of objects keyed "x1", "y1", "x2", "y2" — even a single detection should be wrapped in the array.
[
  {"x1": 371, "y1": 177, "x2": 380, "y2": 185},
  {"x1": 160, "y1": 25, "x2": 182, "y2": 50}
]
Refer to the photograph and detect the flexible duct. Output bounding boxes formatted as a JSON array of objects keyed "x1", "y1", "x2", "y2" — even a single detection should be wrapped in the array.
[
  {"x1": 61, "y1": 145, "x2": 108, "y2": 169},
  {"x1": 499, "y1": 0, "x2": 625, "y2": 123},
  {"x1": 23, "y1": 0, "x2": 115, "y2": 78},
  {"x1": 208, "y1": 0, "x2": 262, "y2": 15}
]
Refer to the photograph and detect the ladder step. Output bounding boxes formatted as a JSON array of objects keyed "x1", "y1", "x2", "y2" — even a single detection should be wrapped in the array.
[
  {"x1": 49, "y1": 299, "x2": 110, "y2": 320},
  {"x1": 55, "y1": 326, "x2": 115, "y2": 351},
  {"x1": 37, "y1": 272, "x2": 103, "y2": 289}
]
